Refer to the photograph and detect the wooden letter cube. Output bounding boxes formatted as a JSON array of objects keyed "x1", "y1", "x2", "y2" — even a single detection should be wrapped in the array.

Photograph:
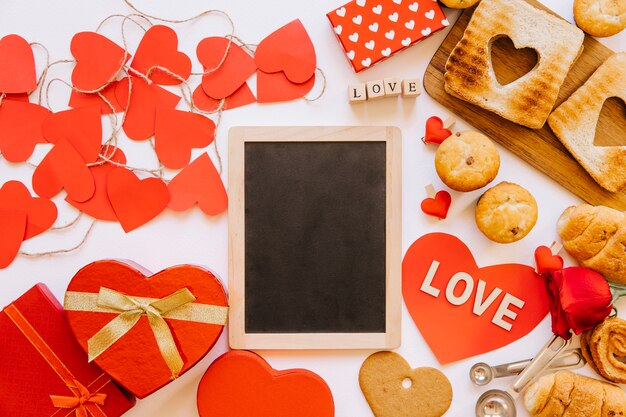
[
  {"x1": 348, "y1": 83, "x2": 367, "y2": 104},
  {"x1": 402, "y1": 78, "x2": 421, "y2": 98},
  {"x1": 383, "y1": 78, "x2": 402, "y2": 97},
  {"x1": 366, "y1": 80, "x2": 386, "y2": 100}
]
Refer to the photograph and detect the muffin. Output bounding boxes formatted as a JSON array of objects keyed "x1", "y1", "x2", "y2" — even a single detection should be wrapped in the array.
[
  {"x1": 574, "y1": 0, "x2": 626, "y2": 37},
  {"x1": 475, "y1": 182, "x2": 538, "y2": 243},
  {"x1": 440, "y1": 0, "x2": 481, "y2": 8},
  {"x1": 435, "y1": 130, "x2": 500, "y2": 192}
]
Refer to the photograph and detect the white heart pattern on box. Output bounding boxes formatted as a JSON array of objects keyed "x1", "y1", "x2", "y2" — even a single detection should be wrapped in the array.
[
  {"x1": 389, "y1": 12, "x2": 399, "y2": 22},
  {"x1": 441, "y1": 18, "x2": 450, "y2": 26},
  {"x1": 372, "y1": 4, "x2": 383, "y2": 14},
  {"x1": 393, "y1": 0, "x2": 402, "y2": 3},
  {"x1": 336, "y1": 7, "x2": 346, "y2": 17},
  {"x1": 349, "y1": 32, "x2": 359, "y2": 42},
  {"x1": 401, "y1": 37, "x2": 411, "y2": 46},
  {"x1": 369, "y1": 22, "x2": 379, "y2": 32},
  {"x1": 385, "y1": 29, "x2": 395, "y2": 39},
  {"x1": 346, "y1": 50, "x2": 356, "y2": 60},
  {"x1": 356, "y1": 0, "x2": 367, "y2": 6},
  {"x1": 353, "y1": 14, "x2": 363, "y2": 24},
  {"x1": 421, "y1": 27, "x2": 431, "y2": 36},
  {"x1": 381, "y1": 47, "x2": 392, "y2": 56},
  {"x1": 365, "y1": 40, "x2": 376, "y2": 50},
  {"x1": 409, "y1": 2, "x2": 419, "y2": 11},
  {"x1": 334, "y1": 25, "x2": 343, "y2": 35},
  {"x1": 405, "y1": 19, "x2": 415, "y2": 29},
  {"x1": 362, "y1": 57, "x2": 372, "y2": 67},
  {"x1": 425, "y1": 9, "x2": 435, "y2": 19}
]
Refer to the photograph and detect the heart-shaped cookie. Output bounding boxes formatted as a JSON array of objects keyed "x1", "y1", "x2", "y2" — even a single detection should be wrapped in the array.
[
  {"x1": 71, "y1": 32, "x2": 129, "y2": 91},
  {"x1": 0, "y1": 34, "x2": 37, "y2": 94},
  {"x1": 359, "y1": 351, "x2": 452, "y2": 417},
  {"x1": 423, "y1": 116, "x2": 452, "y2": 145},
  {"x1": 421, "y1": 190, "x2": 451, "y2": 219},
  {"x1": 0, "y1": 180, "x2": 57, "y2": 239},
  {"x1": 0, "y1": 100, "x2": 51, "y2": 162}
]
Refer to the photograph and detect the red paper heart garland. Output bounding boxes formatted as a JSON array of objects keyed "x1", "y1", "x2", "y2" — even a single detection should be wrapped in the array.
[
  {"x1": 0, "y1": 34, "x2": 37, "y2": 94},
  {"x1": 71, "y1": 32, "x2": 129, "y2": 92},
  {"x1": 0, "y1": 99, "x2": 50, "y2": 162}
]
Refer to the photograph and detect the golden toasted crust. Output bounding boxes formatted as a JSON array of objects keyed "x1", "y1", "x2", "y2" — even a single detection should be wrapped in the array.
[
  {"x1": 574, "y1": 0, "x2": 626, "y2": 37},
  {"x1": 444, "y1": 0, "x2": 584, "y2": 129},
  {"x1": 548, "y1": 53, "x2": 626, "y2": 193},
  {"x1": 589, "y1": 318, "x2": 626, "y2": 384},
  {"x1": 440, "y1": 0, "x2": 480, "y2": 9}
]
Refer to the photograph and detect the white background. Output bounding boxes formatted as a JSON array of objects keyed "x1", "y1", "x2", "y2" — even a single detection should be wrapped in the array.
[{"x1": 0, "y1": 0, "x2": 624, "y2": 416}]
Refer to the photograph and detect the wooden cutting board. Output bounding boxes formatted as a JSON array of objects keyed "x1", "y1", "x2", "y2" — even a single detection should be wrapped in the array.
[{"x1": 423, "y1": 0, "x2": 626, "y2": 210}]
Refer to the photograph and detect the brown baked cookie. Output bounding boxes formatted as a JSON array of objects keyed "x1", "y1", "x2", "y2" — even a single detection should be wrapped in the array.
[
  {"x1": 435, "y1": 130, "x2": 500, "y2": 192},
  {"x1": 475, "y1": 182, "x2": 538, "y2": 243},
  {"x1": 574, "y1": 0, "x2": 626, "y2": 37},
  {"x1": 440, "y1": 0, "x2": 481, "y2": 9},
  {"x1": 359, "y1": 351, "x2": 452, "y2": 417}
]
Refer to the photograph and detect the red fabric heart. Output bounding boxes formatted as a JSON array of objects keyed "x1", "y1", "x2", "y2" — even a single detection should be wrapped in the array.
[
  {"x1": 197, "y1": 37, "x2": 256, "y2": 100},
  {"x1": 0, "y1": 100, "x2": 51, "y2": 162},
  {"x1": 106, "y1": 169, "x2": 169, "y2": 232},
  {"x1": 420, "y1": 190, "x2": 451, "y2": 219},
  {"x1": 0, "y1": 207, "x2": 26, "y2": 269},
  {"x1": 65, "y1": 260, "x2": 228, "y2": 398},
  {"x1": 423, "y1": 116, "x2": 452, "y2": 145},
  {"x1": 69, "y1": 81, "x2": 124, "y2": 114},
  {"x1": 403, "y1": 233, "x2": 550, "y2": 364},
  {"x1": 115, "y1": 76, "x2": 181, "y2": 140},
  {"x1": 154, "y1": 107, "x2": 215, "y2": 169},
  {"x1": 534, "y1": 246, "x2": 564, "y2": 275},
  {"x1": 130, "y1": 25, "x2": 191, "y2": 85},
  {"x1": 168, "y1": 153, "x2": 227, "y2": 215},
  {"x1": 257, "y1": 70, "x2": 314, "y2": 103},
  {"x1": 255, "y1": 19, "x2": 316, "y2": 84},
  {"x1": 0, "y1": 35, "x2": 37, "y2": 94},
  {"x1": 197, "y1": 350, "x2": 334, "y2": 417},
  {"x1": 193, "y1": 83, "x2": 256, "y2": 112},
  {"x1": 32, "y1": 139, "x2": 95, "y2": 202},
  {"x1": 71, "y1": 32, "x2": 129, "y2": 92},
  {"x1": 0, "y1": 180, "x2": 57, "y2": 240},
  {"x1": 42, "y1": 106, "x2": 103, "y2": 163},
  {"x1": 66, "y1": 146, "x2": 126, "y2": 222}
]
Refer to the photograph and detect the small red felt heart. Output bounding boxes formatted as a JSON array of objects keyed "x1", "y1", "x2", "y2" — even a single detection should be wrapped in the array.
[
  {"x1": 66, "y1": 146, "x2": 126, "y2": 222},
  {"x1": 131, "y1": 25, "x2": 191, "y2": 85},
  {"x1": 534, "y1": 246, "x2": 564, "y2": 275},
  {"x1": 424, "y1": 116, "x2": 452, "y2": 145},
  {"x1": 421, "y1": 190, "x2": 451, "y2": 219},
  {"x1": 0, "y1": 207, "x2": 26, "y2": 269},
  {"x1": 69, "y1": 81, "x2": 124, "y2": 114},
  {"x1": 257, "y1": 70, "x2": 314, "y2": 103},
  {"x1": 255, "y1": 19, "x2": 316, "y2": 84},
  {"x1": 0, "y1": 100, "x2": 51, "y2": 162},
  {"x1": 0, "y1": 180, "x2": 57, "y2": 240},
  {"x1": 197, "y1": 350, "x2": 334, "y2": 417},
  {"x1": 154, "y1": 107, "x2": 215, "y2": 169},
  {"x1": 115, "y1": 76, "x2": 181, "y2": 140},
  {"x1": 197, "y1": 37, "x2": 257, "y2": 100},
  {"x1": 168, "y1": 153, "x2": 227, "y2": 215},
  {"x1": 71, "y1": 32, "x2": 129, "y2": 92},
  {"x1": 32, "y1": 139, "x2": 95, "y2": 202},
  {"x1": 107, "y1": 168, "x2": 169, "y2": 232},
  {"x1": 0, "y1": 35, "x2": 37, "y2": 94},
  {"x1": 42, "y1": 106, "x2": 103, "y2": 163},
  {"x1": 193, "y1": 83, "x2": 256, "y2": 112}
]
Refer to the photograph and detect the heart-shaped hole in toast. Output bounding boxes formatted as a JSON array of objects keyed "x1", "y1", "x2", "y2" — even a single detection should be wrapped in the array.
[
  {"x1": 594, "y1": 96, "x2": 626, "y2": 147},
  {"x1": 489, "y1": 36, "x2": 539, "y2": 86}
]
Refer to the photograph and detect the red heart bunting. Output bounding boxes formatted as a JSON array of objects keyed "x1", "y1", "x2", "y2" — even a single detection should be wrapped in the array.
[
  {"x1": 68, "y1": 81, "x2": 124, "y2": 114},
  {"x1": 0, "y1": 207, "x2": 27, "y2": 269},
  {"x1": 257, "y1": 70, "x2": 315, "y2": 103},
  {"x1": 0, "y1": 35, "x2": 37, "y2": 94},
  {"x1": 0, "y1": 180, "x2": 57, "y2": 240},
  {"x1": 0, "y1": 100, "x2": 51, "y2": 162},
  {"x1": 71, "y1": 32, "x2": 129, "y2": 92},
  {"x1": 42, "y1": 106, "x2": 103, "y2": 163},
  {"x1": 193, "y1": 83, "x2": 256, "y2": 112}
]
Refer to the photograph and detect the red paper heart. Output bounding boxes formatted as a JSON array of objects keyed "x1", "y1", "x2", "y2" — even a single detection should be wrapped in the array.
[
  {"x1": 168, "y1": 153, "x2": 227, "y2": 215},
  {"x1": 420, "y1": 190, "x2": 451, "y2": 219},
  {"x1": 424, "y1": 116, "x2": 452, "y2": 145},
  {"x1": 66, "y1": 146, "x2": 126, "y2": 221},
  {"x1": 4, "y1": 93, "x2": 29, "y2": 102},
  {"x1": 197, "y1": 350, "x2": 334, "y2": 417},
  {"x1": 69, "y1": 80, "x2": 124, "y2": 114},
  {"x1": 403, "y1": 233, "x2": 550, "y2": 364},
  {"x1": 193, "y1": 83, "x2": 256, "y2": 112},
  {"x1": 71, "y1": 32, "x2": 129, "y2": 92},
  {"x1": 0, "y1": 100, "x2": 51, "y2": 162},
  {"x1": 154, "y1": 107, "x2": 215, "y2": 169},
  {"x1": 534, "y1": 246, "x2": 564, "y2": 275},
  {"x1": 115, "y1": 76, "x2": 181, "y2": 140},
  {"x1": 32, "y1": 139, "x2": 95, "y2": 202},
  {"x1": 255, "y1": 19, "x2": 316, "y2": 84},
  {"x1": 107, "y1": 169, "x2": 169, "y2": 232},
  {"x1": 131, "y1": 25, "x2": 191, "y2": 85},
  {"x1": 257, "y1": 70, "x2": 314, "y2": 103},
  {"x1": 42, "y1": 106, "x2": 103, "y2": 163},
  {"x1": 0, "y1": 35, "x2": 37, "y2": 94},
  {"x1": 197, "y1": 37, "x2": 256, "y2": 100},
  {"x1": 0, "y1": 207, "x2": 26, "y2": 269},
  {"x1": 0, "y1": 180, "x2": 57, "y2": 240},
  {"x1": 65, "y1": 260, "x2": 228, "y2": 398}
]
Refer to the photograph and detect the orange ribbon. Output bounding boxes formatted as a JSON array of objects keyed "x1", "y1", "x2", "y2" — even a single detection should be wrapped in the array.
[{"x1": 4, "y1": 304, "x2": 109, "y2": 417}]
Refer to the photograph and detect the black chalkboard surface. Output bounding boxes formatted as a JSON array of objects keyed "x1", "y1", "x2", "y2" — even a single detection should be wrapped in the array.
[{"x1": 229, "y1": 127, "x2": 402, "y2": 349}]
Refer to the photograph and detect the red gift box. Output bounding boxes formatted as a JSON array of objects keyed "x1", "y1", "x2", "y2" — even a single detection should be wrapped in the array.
[
  {"x1": 0, "y1": 284, "x2": 135, "y2": 417},
  {"x1": 327, "y1": 0, "x2": 449, "y2": 72}
]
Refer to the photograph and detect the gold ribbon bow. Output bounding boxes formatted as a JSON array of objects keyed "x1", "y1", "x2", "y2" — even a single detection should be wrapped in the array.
[{"x1": 50, "y1": 378, "x2": 107, "y2": 417}]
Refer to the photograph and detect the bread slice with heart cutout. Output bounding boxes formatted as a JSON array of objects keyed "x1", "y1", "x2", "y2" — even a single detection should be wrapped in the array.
[{"x1": 548, "y1": 53, "x2": 626, "y2": 192}]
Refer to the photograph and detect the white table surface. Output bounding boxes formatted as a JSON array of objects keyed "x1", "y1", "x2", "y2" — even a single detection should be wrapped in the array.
[{"x1": 0, "y1": 0, "x2": 624, "y2": 416}]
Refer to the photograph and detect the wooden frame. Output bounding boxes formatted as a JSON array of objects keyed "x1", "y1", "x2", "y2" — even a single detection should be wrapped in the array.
[{"x1": 228, "y1": 126, "x2": 402, "y2": 349}]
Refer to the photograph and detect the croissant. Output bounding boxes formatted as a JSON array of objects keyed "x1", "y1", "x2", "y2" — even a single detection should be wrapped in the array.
[
  {"x1": 524, "y1": 371, "x2": 626, "y2": 417},
  {"x1": 557, "y1": 204, "x2": 626, "y2": 284}
]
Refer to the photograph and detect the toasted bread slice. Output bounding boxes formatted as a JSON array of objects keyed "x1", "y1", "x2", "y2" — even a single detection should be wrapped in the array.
[
  {"x1": 548, "y1": 53, "x2": 626, "y2": 193},
  {"x1": 444, "y1": 0, "x2": 584, "y2": 129}
]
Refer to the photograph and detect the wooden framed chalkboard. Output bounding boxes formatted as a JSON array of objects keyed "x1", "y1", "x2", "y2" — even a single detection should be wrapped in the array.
[{"x1": 228, "y1": 126, "x2": 402, "y2": 349}]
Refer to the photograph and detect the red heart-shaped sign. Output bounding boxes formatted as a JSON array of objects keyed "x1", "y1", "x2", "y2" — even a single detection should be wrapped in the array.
[
  {"x1": 197, "y1": 37, "x2": 257, "y2": 100},
  {"x1": 65, "y1": 260, "x2": 228, "y2": 398},
  {"x1": 42, "y1": 106, "x2": 103, "y2": 163},
  {"x1": 534, "y1": 246, "x2": 564, "y2": 275},
  {"x1": 0, "y1": 100, "x2": 51, "y2": 162},
  {"x1": 193, "y1": 83, "x2": 256, "y2": 112},
  {"x1": 423, "y1": 116, "x2": 452, "y2": 145},
  {"x1": 154, "y1": 107, "x2": 215, "y2": 169},
  {"x1": 0, "y1": 35, "x2": 37, "y2": 94},
  {"x1": 71, "y1": 32, "x2": 129, "y2": 92},
  {"x1": 257, "y1": 70, "x2": 314, "y2": 103},
  {"x1": 107, "y1": 168, "x2": 169, "y2": 232},
  {"x1": 403, "y1": 233, "x2": 550, "y2": 364},
  {"x1": 0, "y1": 207, "x2": 26, "y2": 269},
  {"x1": 0, "y1": 180, "x2": 57, "y2": 240},
  {"x1": 168, "y1": 153, "x2": 227, "y2": 215},
  {"x1": 421, "y1": 190, "x2": 451, "y2": 219},
  {"x1": 255, "y1": 19, "x2": 316, "y2": 84},
  {"x1": 131, "y1": 25, "x2": 191, "y2": 85},
  {"x1": 197, "y1": 350, "x2": 334, "y2": 417}
]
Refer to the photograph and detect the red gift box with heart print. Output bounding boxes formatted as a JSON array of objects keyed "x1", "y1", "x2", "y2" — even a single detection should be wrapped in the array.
[
  {"x1": 327, "y1": 0, "x2": 449, "y2": 72},
  {"x1": 0, "y1": 284, "x2": 135, "y2": 417}
]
